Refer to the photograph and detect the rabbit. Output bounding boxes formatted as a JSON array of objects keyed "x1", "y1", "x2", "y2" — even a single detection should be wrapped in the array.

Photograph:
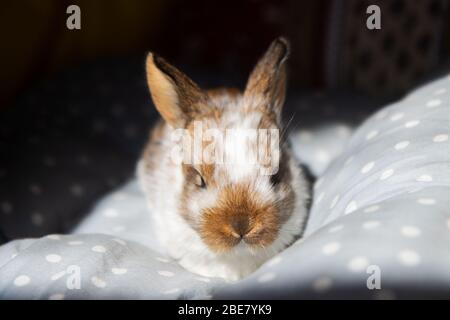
[{"x1": 138, "y1": 37, "x2": 311, "y2": 281}]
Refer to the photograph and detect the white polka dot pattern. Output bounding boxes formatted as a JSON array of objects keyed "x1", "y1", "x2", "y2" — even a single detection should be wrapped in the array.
[{"x1": 1, "y1": 72, "x2": 450, "y2": 300}]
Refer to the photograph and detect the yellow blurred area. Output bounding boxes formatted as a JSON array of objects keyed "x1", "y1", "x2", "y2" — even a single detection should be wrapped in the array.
[{"x1": 0, "y1": 0, "x2": 166, "y2": 108}]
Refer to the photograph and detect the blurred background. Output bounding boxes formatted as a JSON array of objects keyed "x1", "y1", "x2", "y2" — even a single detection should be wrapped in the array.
[
  {"x1": 2, "y1": 0, "x2": 450, "y2": 107},
  {"x1": 0, "y1": 0, "x2": 449, "y2": 240}
]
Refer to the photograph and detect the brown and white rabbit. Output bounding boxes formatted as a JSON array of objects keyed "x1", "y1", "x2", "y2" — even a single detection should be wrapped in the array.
[{"x1": 138, "y1": 38, "x2": 310, "y2": 281}]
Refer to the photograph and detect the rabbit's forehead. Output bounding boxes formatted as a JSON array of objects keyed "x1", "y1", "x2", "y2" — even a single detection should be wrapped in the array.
[
  {"x1": 186, "y1": 94, "x2": 277, "y2": 129},
  {"x1": 188, "y1": 111, "x2": 279, "y2": 182},
  {"x1": 181, "y1": 93, "x2": 281, "y2": 185}
]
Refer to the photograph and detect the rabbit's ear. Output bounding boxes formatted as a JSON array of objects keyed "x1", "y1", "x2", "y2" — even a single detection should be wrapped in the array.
[
  {"x1": 146, "y1": 53, "x2": 208, "y2": 127},
  {"x1": 244, "y1": 37, "x2": 290, "y2": 120}
]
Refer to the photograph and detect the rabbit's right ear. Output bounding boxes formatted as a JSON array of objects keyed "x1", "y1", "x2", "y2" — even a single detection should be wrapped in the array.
[
  {"x1": 244, "y1": 37, "x2": 290, "y2": 122},
  {"x1": 146, "y1": 53, "x2": 208, "y2": 127}
]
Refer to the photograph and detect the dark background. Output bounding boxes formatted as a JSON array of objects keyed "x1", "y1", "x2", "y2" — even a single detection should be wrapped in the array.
[{"x1": 1, "y1": 0, "x2": 450, "y2": 109}]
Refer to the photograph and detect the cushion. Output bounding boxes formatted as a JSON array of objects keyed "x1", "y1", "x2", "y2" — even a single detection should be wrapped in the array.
[{"x1": 0, "y1": 74, "x2": 449, "y2": 299}]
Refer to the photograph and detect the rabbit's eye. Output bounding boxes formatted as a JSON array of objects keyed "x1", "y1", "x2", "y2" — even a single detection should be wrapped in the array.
[
  {"x1": 270, "y1": 162, "x2": 285, "y2": 186},
  {"x1": 270, "y1": 171, "x2": 282, "y2": 186},
  {"x1": 194, "y1": 172, "x2": 206, "y2": 188}
]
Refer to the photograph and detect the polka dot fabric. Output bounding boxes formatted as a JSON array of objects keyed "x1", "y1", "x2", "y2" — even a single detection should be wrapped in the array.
[
  {"x1": 214, "y1": 74, "x2": 450, "y2": 299},
  {"x1": 0, "y1": 233, "x2": 217, "y2": 299},
  {"x1": 0, "y1": 59, "x2": 157, "y2": 240},
  {"x1": 305, "y1": 74, "x2": 450, "y2": 234},
  {"x1": 0, "y1": 73, "x2": 449, "y2": 298}
]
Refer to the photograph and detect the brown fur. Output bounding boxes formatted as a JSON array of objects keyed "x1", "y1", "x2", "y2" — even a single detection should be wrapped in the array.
[
  {"x1": 207, "y1": 87, "x2": 241, "y2": 99},
  {"x1": 200, "y1": 183, "x2": 279, "y2": 252},
  {"x1": 146, "y1": 53, "x2": 210, "y2": 127},
  {"x1": 244, "y1": 37, "x2": 289, "y2": 119}
]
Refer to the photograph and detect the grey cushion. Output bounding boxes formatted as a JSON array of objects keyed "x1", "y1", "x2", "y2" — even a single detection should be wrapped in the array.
[{"x1": 0, "y1": 74, "x2": 449, "y2": 299}]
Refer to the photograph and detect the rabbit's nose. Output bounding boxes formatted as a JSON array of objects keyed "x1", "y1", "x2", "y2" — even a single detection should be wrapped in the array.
[{"x1": 230, "y1": 217, "x2": 250, "y2": 239}]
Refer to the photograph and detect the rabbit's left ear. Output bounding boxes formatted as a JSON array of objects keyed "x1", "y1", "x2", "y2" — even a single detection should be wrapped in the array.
[
  {"x1": 244, "y1": 37, "x2": 290, "y2": 120},
  {"x1": 145, "y1": 53, "x2": 208, "y2": 128}
]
